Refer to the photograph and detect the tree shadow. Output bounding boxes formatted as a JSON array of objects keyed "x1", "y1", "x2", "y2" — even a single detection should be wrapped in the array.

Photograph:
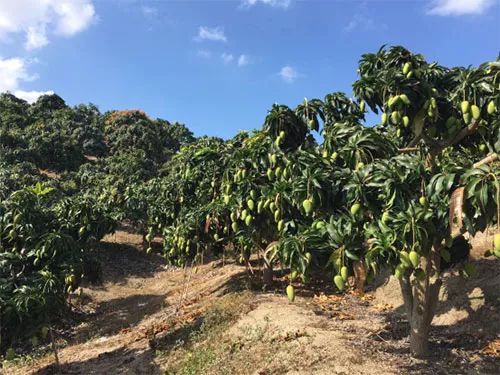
[
  {"x1": 70, "y1": 294, "x2": 167, "y2": 346},
  {"x1": 32, "y1": 345, "x2": 163, "y2": 375},
  {"x1": 86, "y1": 240, "x2": 167, "y2": 287}
]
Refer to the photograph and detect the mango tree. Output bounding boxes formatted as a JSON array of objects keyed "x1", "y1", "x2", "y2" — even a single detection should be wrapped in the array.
[{"x1": 352, "y1": 46, "x2": 499, "y2": 357}]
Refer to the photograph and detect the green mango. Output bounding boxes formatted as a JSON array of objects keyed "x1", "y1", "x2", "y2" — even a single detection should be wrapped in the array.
[
  {"x1": 388, "y1": 96, "x2": 398, "y2": 108},
  {"x1": 340, "y1": 266, "x2": 348, "y2": 282},
  {"x1": 271, "y1": 154, "x2": 277, "y2": 165},
  {"x1": 269, "y1": 202, "x2": 276, "y2": 212},
  {"x1": 399, "y1": 94, "x2": 410, "y2": 105},
  {"x1": 275, "y1": 166, "x2": 282, "y2": 178},
  {"x1": 257, "y1": 200, "x2": 264, "y2": 213},
  {"x1": 391, "y1": 111, "x2": 401, "y2": 124},
  {"x1": 286, "y1": 285, "x2": 295, "y2": 302},
  {"x1": 409, "y1": 251, "x2": 420, "y2": 268},
  {"x1": 381, "y1": 113, "x2": 388, "y2": 125},
  {"x1": 247, "y1": 199, "x2": 255, "y2": 211},
  {"x1": 302, "y1": 199, "x2": 313, "y2": 214},
  {"x1": 471, "y1": 105, "x2": 480, "y2": 120},
  {"x1": 463, "y1": 112, "x2": 471, "y2": 124},
  {"x1": 460, "y1": 100, "x2": 470, "y2": 114},
  {"x1": 350, "y1": 203, "x2": 361, "y2": 216},
  {"x1": 231, "y1": 222, "x2": 238, "y2": 232},
  {"x1": 487, "y1": 100, "x2": 497, "y2": 114},
  {"x1": 419, "y1": 196, "x2": 428, "y2": 206},
  {"x1": 277, "y1": 219, "x2": 285, "y2": 231},
  {"x1": 494, "y1": 233, "x2": 500, "y2": 253},
  {"x1": 400, "y1": 251, "x2": 411, "y2": 267},
  {"x1": 402, "y1": 116, "x2": 410, "y2": 127},
  {"x1": 394, "y1": 265, "x2": 403, "y2": 280},
  {"x1": 245, "y1": 215, "x2": 253, "y2": 226},
  {"x1": 334, "y1": 275, "x2": 345, "y2": 291},
  {"x1": 403, "y1": 62, "x2": 411, "y2": 75},
  {"x1": 250, "y1": 190, "x2": 258, "y2": 200}
]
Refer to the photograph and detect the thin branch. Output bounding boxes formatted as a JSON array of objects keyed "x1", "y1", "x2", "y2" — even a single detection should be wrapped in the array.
[
  {"x1": 473, "y1": 153, "x2": 498, "y2": 168},
  {"x1": 399, "y1": 147, "x2": 419, "y2": 154}
]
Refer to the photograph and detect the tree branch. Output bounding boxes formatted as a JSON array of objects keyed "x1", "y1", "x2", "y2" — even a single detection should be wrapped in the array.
[
  {"x1": 399, "y1": 147, "x2": 419, "y2": 154},
  {"x1": 473, "y1": 153, "x2": 498, "y2": 168}
]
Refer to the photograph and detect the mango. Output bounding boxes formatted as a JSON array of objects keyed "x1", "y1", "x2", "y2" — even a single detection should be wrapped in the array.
[
  {"x1": 471, "y1": 105, "x2": 480, "y2": 120},
  {"x1": 350, "y1": 203, "x2": 361, "y2": 216},
  {"x1": 340, "y1": 266, "x2": 348, "y2": 281},
  {"x1": 403, "y1": 62, "x2": 411, "y2": 75},
  {"x1": 334, "y1": 275, "x2": 345, "y2": 291},
  {"x1": 401, "y1": 115, "x2": 409, "y2": 127},
  {"x1": 409, "y1": 251, "x2": 420, "y2": 268},
  {"x1": 247, "y1": 199, "x2": 255, "y2": 211},
  {"x1": 286, "y1": 285, "x2": 295, "y2": 302},
  {"x1": 460, "y1": 100, "x2": 470, "y2": 114},
  {"x1": 245, "y1": 215, "x2": 253, "y2": 226},
  {"x1": 303, "y1": 199, "x2": 313, "y2": 214},
  {"x1": 487, "y1": 100, "x2": 497, "y2": 114}
]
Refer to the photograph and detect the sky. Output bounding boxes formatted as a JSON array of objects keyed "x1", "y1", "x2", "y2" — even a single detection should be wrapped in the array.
[{"x1": 0, "y1": 0, "x2": 499, "y2": 138}]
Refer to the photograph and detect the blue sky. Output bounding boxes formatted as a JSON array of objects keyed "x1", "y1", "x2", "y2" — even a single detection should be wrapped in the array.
[{"x1": 0, "y1": 0, "x2": 499, "y2": 138}]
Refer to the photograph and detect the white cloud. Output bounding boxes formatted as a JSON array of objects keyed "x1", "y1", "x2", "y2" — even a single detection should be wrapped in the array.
[
  {"x1": 427, "y1": 0, "x2": 494, "y2": 15},
  {"x1": 221, "y1": 53, "x2": 234, "y2": 64},
  {"x1": 279, "y1": 65, "x2": 299, "y2": 83},
  {"x1": 0, "y1": 57, "x2": 35, "y2": 92},
  {"x1": 238, "y1": 54, "x2": 250, "y2": 66},
  {"x1": 0, "y1": 0, "x2": 96, "y2": 50},
  {"x1": 14, "y1": 89, "x2": 54, "y2": 103},
  {"x1": 26, "y1": 25, "x2": 49, "y2": 50},
  {"x1": 344, "y1": 14, "x2": 377, "y2": 32},
  {"x1": 241, "y1": 0, "x2": 291, "y2": 9},
  {"x1": 196, "y1": 26, "x2": 227, "y2": 42},
  {"x1": 141, "y1": 5, "x2": 158, "y2": 17},
  {"x1": 197, "y1": 49, "x2": 212, "y2": 58},
  {"x1": 0, "y1": 57, "x2": 52, "y2": 103}
]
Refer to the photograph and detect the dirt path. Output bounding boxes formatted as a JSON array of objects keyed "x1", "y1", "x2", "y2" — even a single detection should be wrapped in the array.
[{"x1": 5, "y1": 231, "x2": 499, "y2": 374}]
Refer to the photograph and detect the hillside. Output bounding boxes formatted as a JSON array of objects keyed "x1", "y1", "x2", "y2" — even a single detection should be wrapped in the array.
[{"x1": 4, "y1": 230, "x2": 498, "y2": 374}]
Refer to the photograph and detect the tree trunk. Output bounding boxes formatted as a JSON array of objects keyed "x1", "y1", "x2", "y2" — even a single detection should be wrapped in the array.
[
  {"x1": 263, "y1": 262, "x2": 273, "y2": 285},
  {"x1": 399, "y1": 242, "x2": 442, "y2": 358},
  {"x1": 352, "y1": 259, "x2": 367, "y2": 295}
]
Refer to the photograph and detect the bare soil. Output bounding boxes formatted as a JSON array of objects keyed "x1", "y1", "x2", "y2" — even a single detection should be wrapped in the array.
[{"x1": 3, "y1": 231, "x2": 499, "y2": 375}]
